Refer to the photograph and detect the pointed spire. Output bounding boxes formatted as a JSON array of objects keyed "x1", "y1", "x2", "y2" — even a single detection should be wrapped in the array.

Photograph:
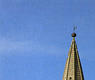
[{"x1": 62, "y1": 32, "x2": 84, "y2": 80}]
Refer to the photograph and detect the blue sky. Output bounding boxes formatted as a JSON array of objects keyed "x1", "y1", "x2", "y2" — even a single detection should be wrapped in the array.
[{"x1": 0, "y1": 0, "x2": 95, "y2": 80}]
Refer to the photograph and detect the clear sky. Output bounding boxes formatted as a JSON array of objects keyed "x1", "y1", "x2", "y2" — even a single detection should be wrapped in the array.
[{"x1": 0, "y1": 0, "x2": 95, "y2": 80}]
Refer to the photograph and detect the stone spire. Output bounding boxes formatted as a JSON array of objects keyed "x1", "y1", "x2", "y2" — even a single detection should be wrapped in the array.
[{"x1": 62, "y1": 33, "x2": 84, "y2": 80}]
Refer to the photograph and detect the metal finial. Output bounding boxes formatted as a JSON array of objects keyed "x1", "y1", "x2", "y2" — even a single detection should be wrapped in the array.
[
  {"x1": 72, "y1": 26, "x2": 77, "y2": 37},
  {"x1": 73, "y1": 26, "x2": 77, "y2": 32}
]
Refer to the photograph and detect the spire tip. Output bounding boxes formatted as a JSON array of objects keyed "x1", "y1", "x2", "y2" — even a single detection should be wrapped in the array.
[{"x1": 72, "y1": 26, "x2": 77, "y2": 37}]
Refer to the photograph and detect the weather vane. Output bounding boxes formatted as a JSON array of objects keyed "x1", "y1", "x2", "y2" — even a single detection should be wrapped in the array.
[
  {"x1": 72, "y1": 26, "x2": 77, "y2": 37},
  {"x1": 73, "y1": 26, "x2": 77, "y2": 32}
]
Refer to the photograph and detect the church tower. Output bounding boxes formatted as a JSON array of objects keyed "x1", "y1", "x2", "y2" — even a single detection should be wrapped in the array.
[{"x1": 63, "y1": 32, "x2": 84, "y2": 80}]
